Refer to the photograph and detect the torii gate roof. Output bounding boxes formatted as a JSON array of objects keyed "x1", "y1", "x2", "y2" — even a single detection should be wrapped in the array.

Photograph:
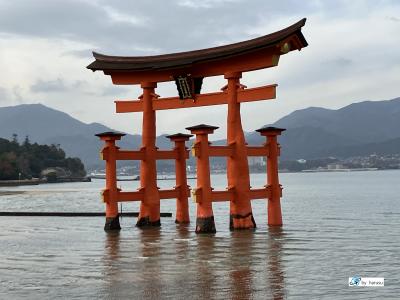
[{"x1": 87, "y1": 18, "x2": 307, "y2": 83}]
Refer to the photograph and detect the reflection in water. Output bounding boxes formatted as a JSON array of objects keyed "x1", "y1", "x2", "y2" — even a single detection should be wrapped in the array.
[
  {"x1": 104, "y1": 231, "x2": 121, "y2": 260},
  {"x1": 228, "y1": 228, "x2": 286, "y2": 299},
  {"x1": 99, "y1": 226, "x2": 287, "y2": 299},
  {"x1": 195, "y1": 234, "x2": 216, "y2": 298},
  {"x1": 100, "y1": 227, "x2": 287, "y2": 299},
  {"x1": 174, "y1": 223, "x2": 191, "y2": 261},
  {"x1": 173, "y1": 223, "x2": 194, "y2": 296},
  {"x1": 267, "y1": 227, "x2": 286, "y2": 300},
  {"x1": 229, "y1": 231, "x2": 254, "y2": 299},
  {"x1": 102, "y1": 231, "x2": 121, "y2": 298},
  {"x1": 138, "y1": 228, "x2": 162, "y2": 299}
]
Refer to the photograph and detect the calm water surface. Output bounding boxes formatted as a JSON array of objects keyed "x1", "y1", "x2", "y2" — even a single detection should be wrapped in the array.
[{"x1": 0, "y1": 171, "x2": 399, "y2": 299}]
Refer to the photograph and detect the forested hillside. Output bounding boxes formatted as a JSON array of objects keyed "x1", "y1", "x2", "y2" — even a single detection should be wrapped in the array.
[{"x1": 0, "y1": 135, "x2": 86, "y2": 180}]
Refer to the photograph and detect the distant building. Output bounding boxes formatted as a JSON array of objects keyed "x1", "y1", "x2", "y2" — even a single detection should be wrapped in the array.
[
  {"x1": 327, "y1": 163, "x2": 345, "y2": 170},
  {"x1": 248, "y1": 156, "x2": 266, "y2": 166},
  {"x1": 41, "y1": 167, "x2": 69, "y2": 177}
]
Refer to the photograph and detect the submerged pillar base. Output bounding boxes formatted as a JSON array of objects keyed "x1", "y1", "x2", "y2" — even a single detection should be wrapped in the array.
[
  {"x1": 195, "y1": 216, "x2": 216, "y2": 233},
  {"x1": 175, "y1": 219, "x2": 190, "y2": 224},
  {"x1": 136, "y1": 216, "x2": 161, "y2": 228},
  {"x1": 229, "y1": 212, "x2": 256, "y2": 231},
  {"x1": 104, "y1": 215, "x2": 121, "y2": 231}
]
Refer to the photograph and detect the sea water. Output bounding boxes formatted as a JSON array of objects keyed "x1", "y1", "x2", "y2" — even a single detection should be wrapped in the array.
[{"x1": 0, "y1": 171, "x2": 399, "y2": 299}]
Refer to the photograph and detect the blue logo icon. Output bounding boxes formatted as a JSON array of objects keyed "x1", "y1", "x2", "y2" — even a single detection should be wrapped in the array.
[{"x1": 350, "y1": 276, "x2": 361, "y2": 286}]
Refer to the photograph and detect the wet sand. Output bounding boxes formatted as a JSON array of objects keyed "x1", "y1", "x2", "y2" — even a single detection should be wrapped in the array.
[
  {"x1": 0, "y1": 190, "x2": 78, "y2": 197},
  {"x1": 0, "y1": 191, "x2": 26, "y2": 196}
]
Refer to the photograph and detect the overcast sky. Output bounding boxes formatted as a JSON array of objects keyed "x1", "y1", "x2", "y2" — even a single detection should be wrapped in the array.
[{"x1": 0, "y1": 0, "x2": 399, "y2": 139}]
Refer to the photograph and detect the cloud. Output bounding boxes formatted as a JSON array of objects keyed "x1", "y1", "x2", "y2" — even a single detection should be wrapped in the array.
[
  {"x1": 0, "y1": 0, "x2": 313, "y2": 55},
  {"x1": 102, "y1": 5, "x2": 148, "y2": 26},
  {"x1": 0, "y1": 86, "x2": 7, "y2": 100},
  {"x1": 12, "y1": 86, "x2": 24, "y2": 104},
  {"x1": 177, "y1": 0, "x2": 239, "y2": 9},
  {"x1": 387, "y1": 16, "x2": 400, "y2": 22},
  {"x1": 63, "y1": 49, "x2": 96, "y2": 59},
  {"x1": 30, "y1": 78, "x2": 89, "y2": 94},
  {"x1": 31, "y1": 78, "x2": 67, "y2": 93},
  {"x1": 0, "y1": 0, "x2": 399, "y2": 139},
  {"x1": 100, "y1": 85, "x2": 131, "y2": 97},
  {"x1": 328, "y1": 57, "x2": 353, "y2": 67}
]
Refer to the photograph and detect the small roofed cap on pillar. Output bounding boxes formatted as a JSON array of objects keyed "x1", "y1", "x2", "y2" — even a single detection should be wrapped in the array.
[
  {"x1": 256, "y1": 126, "x2": 286, "y2": 135},
  {"x1": 95, "y1": 131, "x2": 126, "y2": 139},
  {"x1": 185, "y1": 124, "x2": 219, "y2": 131},
  {"x1": 165, "y1": 133, "x2": 193, "y2": 140}
]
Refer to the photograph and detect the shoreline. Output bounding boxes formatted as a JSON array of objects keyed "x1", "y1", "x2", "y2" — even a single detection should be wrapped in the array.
[
  {"x1": 0, "y1": 179, "x2": 42, "y2": 187},
  {"x1": 0, "y1": 191, "x2": 26, "y2": 196},
  {"x1": 0, "y1": 177, "x2": 91, "y2": 187}
]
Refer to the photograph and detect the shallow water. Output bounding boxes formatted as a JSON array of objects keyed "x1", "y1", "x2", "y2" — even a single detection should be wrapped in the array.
[{"x1": 0, "y1": 171, "x2": 399, "y2": 299}]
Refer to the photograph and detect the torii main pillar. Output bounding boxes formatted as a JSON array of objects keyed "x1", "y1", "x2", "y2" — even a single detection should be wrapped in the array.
[
  {"x1": 225, "y1": 72, "x2": 256, "y2": 229},
  {"x1": 137, "y1": 82, "x2": 160, "y2": 227}
]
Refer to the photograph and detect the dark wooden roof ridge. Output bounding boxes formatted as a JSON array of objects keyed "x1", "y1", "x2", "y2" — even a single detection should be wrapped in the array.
[
  {"x1": 186, "y1": 124, "x2": 219, "y2": 131},
  {"x1": 88, "y1": 18, "x2": 307, "y2": 71},
  {"x1": 95, "y1": 131, "x2": 126, "y2": 137},
  {"x1": 165, "y1": 133, "x2": 193, "y2": 139},
  {"x1": 256, "y1": 126, "x2": 286, "y2": 133}
]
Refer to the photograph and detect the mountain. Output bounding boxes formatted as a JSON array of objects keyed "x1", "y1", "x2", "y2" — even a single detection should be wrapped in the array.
[
  {"x1": 0, "y1": 104, "x2": 174, "y2": 169},
  {"x1": 245, "y1": 97, "x2": 400, "y2": 160},
  {"x1": 0, "y1": 104, "x2": 110, "y2": 143},
  {"x1": 316, "y1": 137, "x2": 400, "y2": 158},
  {"x1": 273, "y1": 98, "x2": 400, "y2": 144},
  {"x1": 1, "y1": 97, "x2": 399, "y2": 168}
]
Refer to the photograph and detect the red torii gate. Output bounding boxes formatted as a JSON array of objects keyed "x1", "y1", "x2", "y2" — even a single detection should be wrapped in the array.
[{"x1": 88, "y1": 18, "x2": 308, "y2": 233}]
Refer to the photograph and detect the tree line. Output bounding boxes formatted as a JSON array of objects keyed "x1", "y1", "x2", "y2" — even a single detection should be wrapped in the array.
[{"x1": 0, "y1": 135, "x2": 86, "y2": 180}]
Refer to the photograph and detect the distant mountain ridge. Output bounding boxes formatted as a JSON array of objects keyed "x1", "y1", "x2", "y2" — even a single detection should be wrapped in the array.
[
  {"x1": 273, "y1": 98, "x2": 400, "y2": 144},
  {"x1": 245, "y1": 97, "x2": 400, "y2": 159},
  {"x1": 0, "y1": 97, "x2": 399, "y2": 167},
  {"x1": 0, "y1": 104, "x2": 170, "y2": 168}
]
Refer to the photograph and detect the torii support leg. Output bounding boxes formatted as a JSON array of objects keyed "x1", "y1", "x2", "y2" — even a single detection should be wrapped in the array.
[
  {"x1": 137, "y1": 82, "x2": 161, "y2": 227},
  {"x1": 104, "y1": 140, "x2": 120, "y2": 230},
  {"x1": 167, "y1": 133, "x2": 192, "y2": 224},
  {"x1": 267, "y1": 135, "x2": 282, "y2": 225},
  {"x1": 256, "y1": 127, "x2": 286, "y2": 226},
  {"x1": 225, "y1": 72, "x2": 256, "y2": 230},
  {"x1": 96, "y1": 132, "x2": 125, "y2": 231},
  {"x1": 187, "y1": 125, "x2": 217, "y2": 233}
]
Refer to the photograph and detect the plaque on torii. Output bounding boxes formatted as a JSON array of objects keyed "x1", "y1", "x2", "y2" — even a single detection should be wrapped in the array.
[{"x1": 88, "y1": 18, "x2": 308, "y2": 232}]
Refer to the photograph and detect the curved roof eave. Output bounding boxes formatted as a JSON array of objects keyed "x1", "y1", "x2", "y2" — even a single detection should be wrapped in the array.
[{"x1": 87, "y1": 18, "x2": 307, "y2": 72}]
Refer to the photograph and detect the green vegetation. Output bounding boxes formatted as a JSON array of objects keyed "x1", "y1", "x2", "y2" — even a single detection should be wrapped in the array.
[{"x1": 0, "y1": 135, "x2": 86, "y2": 180}]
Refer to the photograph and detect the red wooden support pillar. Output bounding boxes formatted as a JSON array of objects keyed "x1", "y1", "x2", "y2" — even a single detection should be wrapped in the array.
[
  {"x1": 224, "y1": 72, "x2": 256, "y2": 230},
  {"x1": 166, "y1": 133, "x2": 193, "y2": 224},
  {"x1": 95, "y1": 131, "x2": 126, "y2": 231},
  {"x1": 137, "y1": 82, "x2": 161, "y2": 227},
  {"x1": 256, "y1": 127, "x2": 286, "y2": 226},
  {"x1": 186, "y1": 124, "x2": 218, "y2": 233}
]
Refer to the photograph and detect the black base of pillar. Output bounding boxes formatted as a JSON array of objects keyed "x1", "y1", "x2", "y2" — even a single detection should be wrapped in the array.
[
  {"x1": 229, "y1": 212, "x2": 256, "y2": 231},
  {"x1": 136, "y1": 216, "x2": 161, "y2": 228},
  {"x1": 104, "y1": 215, "x2": 121, "y2": 231},
  {"x1": 195, "y1": 216, "x2": 216, "y2": 233},
  {"x1": 175, "y1": 219, "x2": 190, "y2": 224}
]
